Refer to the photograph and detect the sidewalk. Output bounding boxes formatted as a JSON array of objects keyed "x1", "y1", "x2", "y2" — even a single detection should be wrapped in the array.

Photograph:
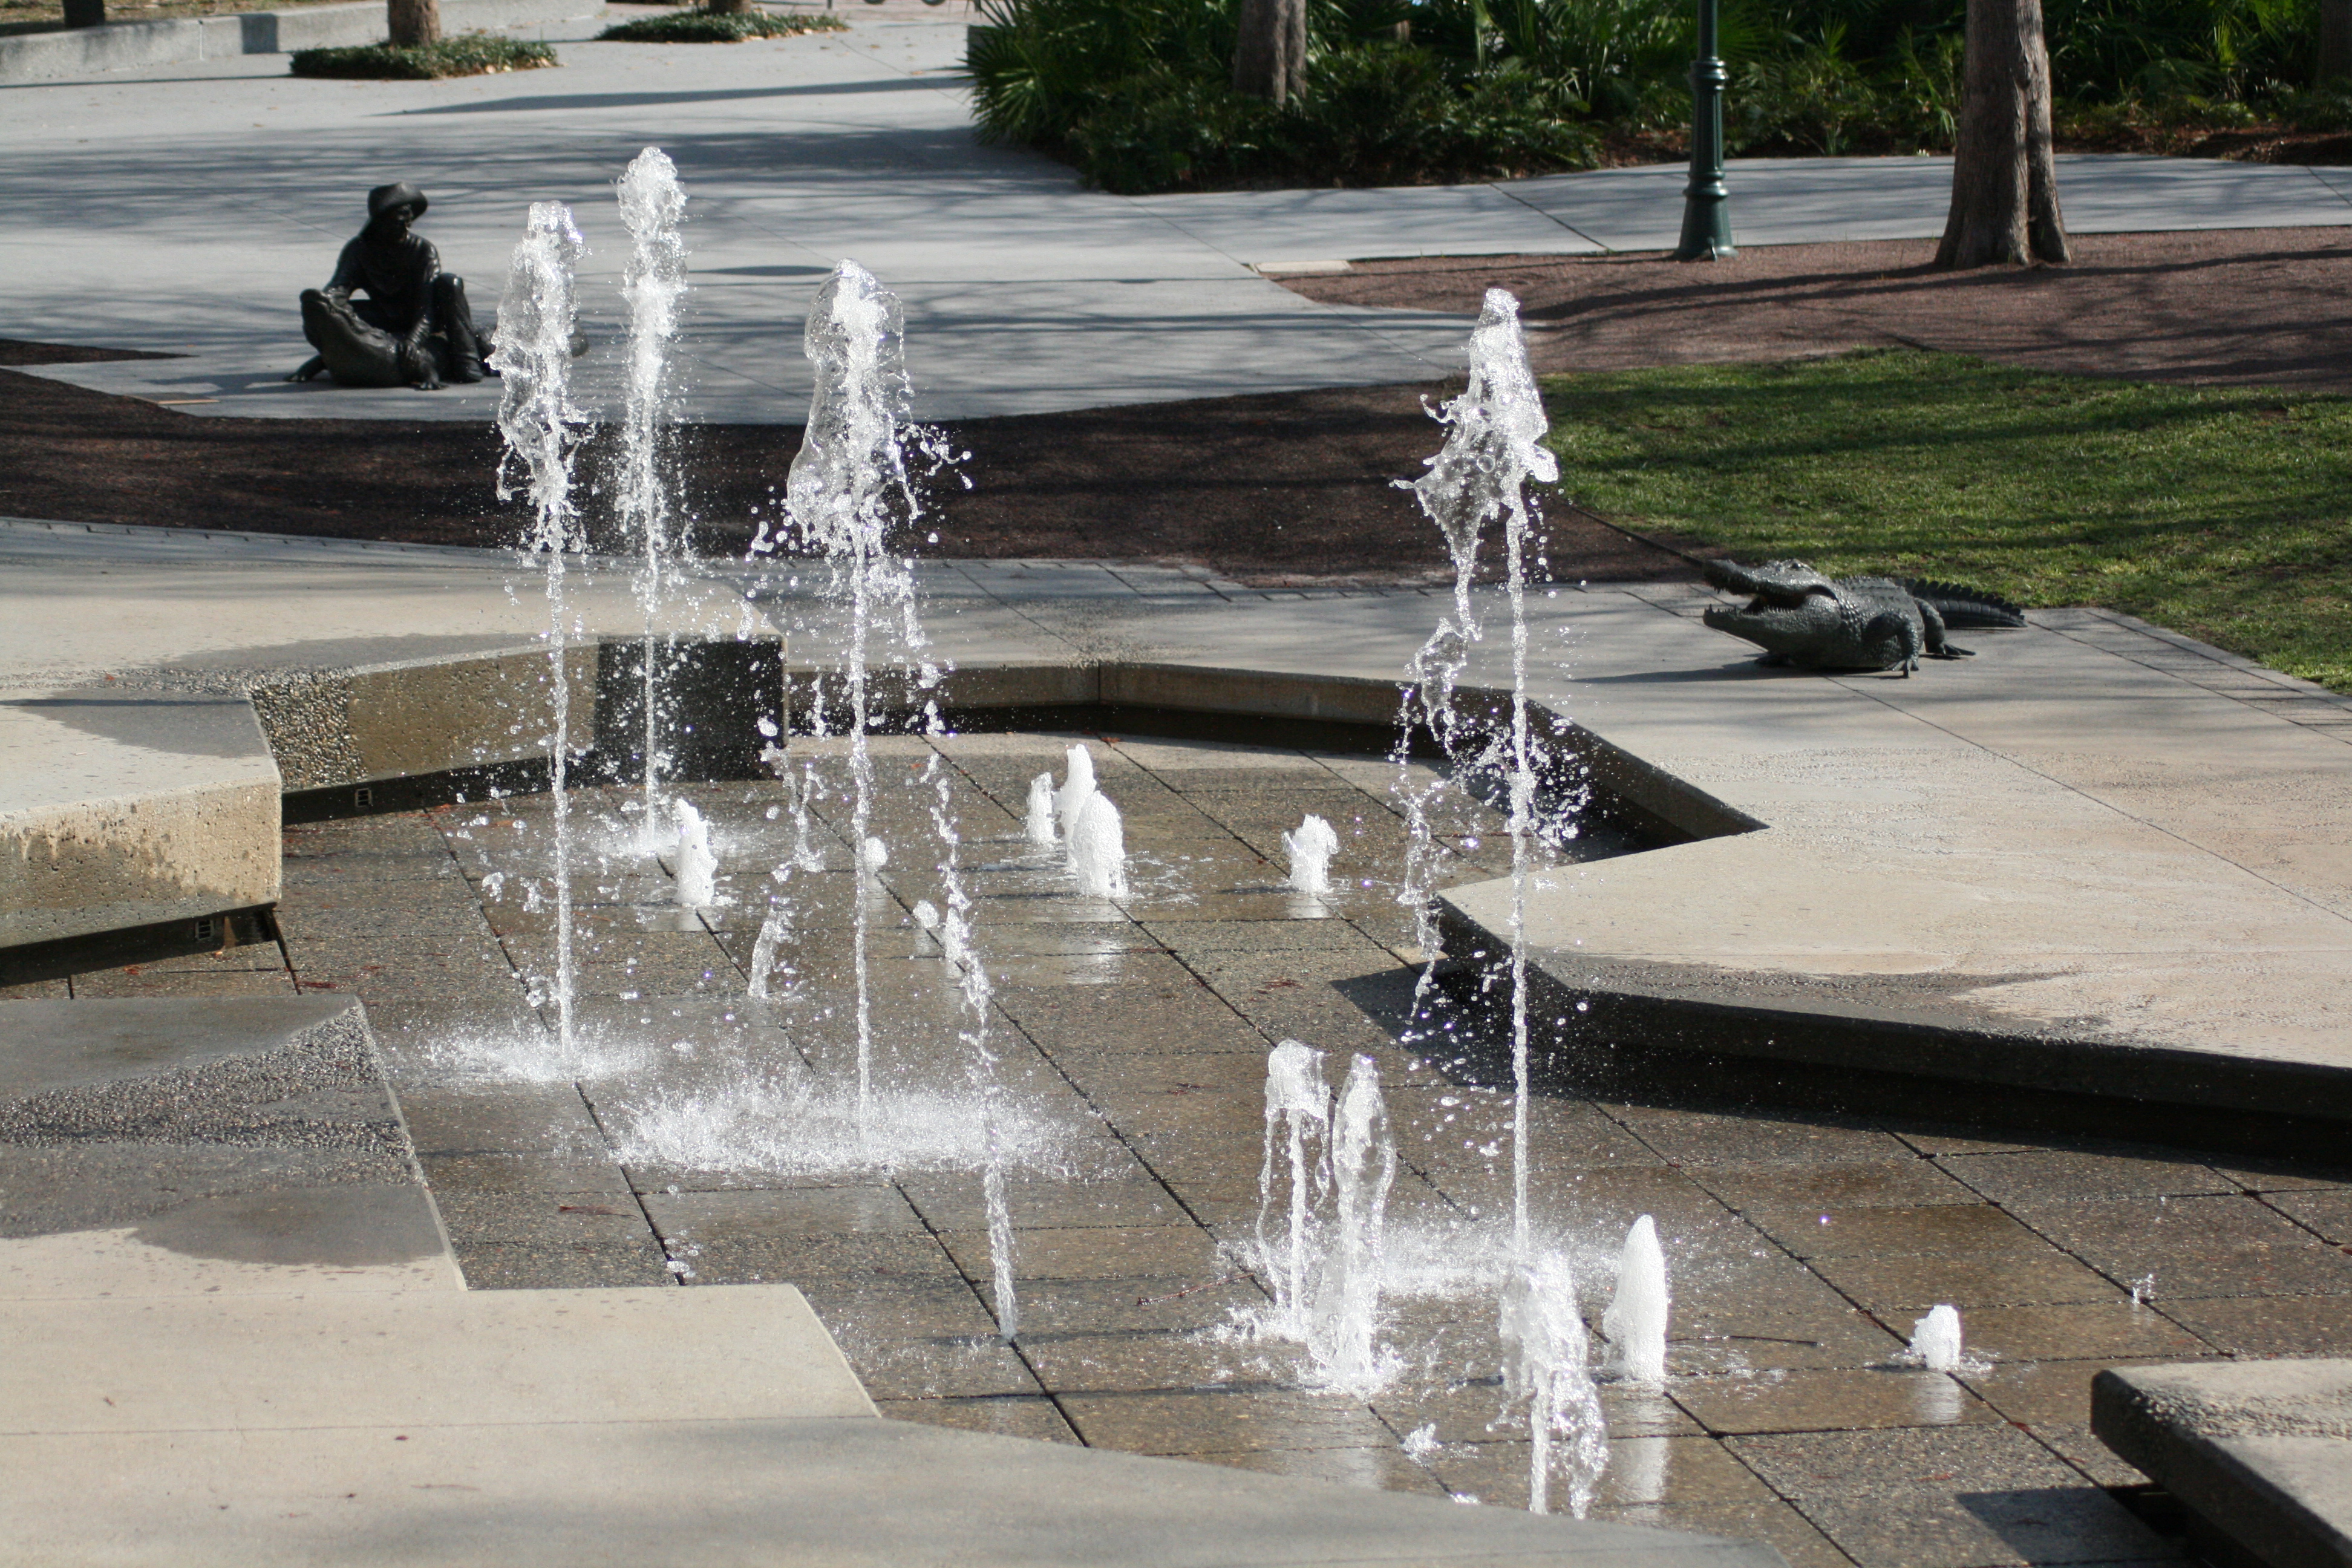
[{"x1": 4, "y1": 7, "x2": 2346, "y2": 423}]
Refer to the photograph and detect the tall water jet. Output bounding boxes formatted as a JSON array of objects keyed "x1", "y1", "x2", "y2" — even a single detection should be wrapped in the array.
[
  {"x1": 1499, "y1": 1252, "x2": 1609, "y2": 1517},
  {"x1": 922, "y1": 751, "x2": 1019, "y2": 1337},
  {"x1": 673, "y1": 797, "x2": 717, "y2": 907},
  {"x1": 1304, "y1": 1053, "x2": 1397, "y2": 1393},
  {"x1": 1283, "y1": 814, "x2": 1340, "y2": 897},
  {"x1": 491, "y1": 201, "x2": 590, "y2": 1062},
  {"x1": 1396, "y1": 289, "x2": 1559, "y2": 1256},
  {"x1": 1601, "y1": 1214, "x2": 1670, "y2": 1383},
  {"x1": 1256, "y1": 1039, "x2": 1331, "y2": 1334},
  {"x1": 1069, "y1": 790, "x2": 1128, "y2": 900},
  {"x1": 769, "y1": 260, "x2": 928, "y2": 1131},
  {"x1": 616, "y1": 147, "x2": 689, "y2": 825}
]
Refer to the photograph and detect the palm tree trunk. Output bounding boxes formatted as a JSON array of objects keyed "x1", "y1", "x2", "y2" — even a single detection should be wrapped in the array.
[
  {"x1": 1935, "y1": 0, "x2": 2069, "y2": 269},
  {"x1": 2322, "y1": 0, "x2": 2352, "y2": 83},
  {"x1": 387, "y1": 0, "x2": 440, "y2": 45},
  {"x1": 1233, "y1": 0, "x2": 1306, "y2": 105}
]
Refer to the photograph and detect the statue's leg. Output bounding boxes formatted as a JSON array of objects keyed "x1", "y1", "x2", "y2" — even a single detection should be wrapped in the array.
[
  {"x1": 302, "y1": 290, "x2": 408, "y2": 388},
  {"x1": 435, "y1": 275, "x2": 489, "y2": 384},
  {"x1": 1919, "y1": 601, "x2": 1975, "y2": 659}
]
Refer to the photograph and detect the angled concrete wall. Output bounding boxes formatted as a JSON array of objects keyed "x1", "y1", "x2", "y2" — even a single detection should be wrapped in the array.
[{"x1": 0, "y1": 689, "x2": 279, "y2": 949}]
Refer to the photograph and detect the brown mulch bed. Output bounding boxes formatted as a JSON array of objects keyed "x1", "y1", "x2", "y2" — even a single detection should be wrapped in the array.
[
  {"x1": 4, "y1": 223, "x2": 2342, "y2": 582},
  {"x1": 0, "y1": 351, "x2": 1691, "y2": 586},
  {"x1": 1276, "y1": 226, "x2": 2352, "y2": 391}
]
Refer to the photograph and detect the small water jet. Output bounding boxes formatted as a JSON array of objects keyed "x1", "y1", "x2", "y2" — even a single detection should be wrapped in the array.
[
  {"x1": 672, "y1": 797, "x2": 717, "y2": 907},
  {"x1": 1257, "y1": 1039, "x2": 1331, "y2": 1334},
  {"x1": 1237, "y1": 1042, "x2": 1403, "y2": 1393},
  {"x1": 1498, "y1": 1252, "x2": 1609, "y2": 1517},
  {"x1": 1907, "y1": 1303, "x2": 1965, "y2": 1372},
  {"x1": 1024, "y1": 771, "x2": 1057, "y2": 846},
  {"x1": 1601, "y1": 1214, "x2": 1669, "y2": 1383},
  {"x1": 1283, "y1": 813, "x2": 1340, "y2": 897},
  {"x1": 1069, "y1": 789, "x2": 1128, "y2": 900},
  {"x1": 1054, "y1": 743, "x2": 1097, "y2": 840},
  {"x1": 489, "y1": 200, "x2": 590, "y2": 1062},
  {"x1": 1303, "y1": 1053, "x2": 1397, "y2": 1393}
]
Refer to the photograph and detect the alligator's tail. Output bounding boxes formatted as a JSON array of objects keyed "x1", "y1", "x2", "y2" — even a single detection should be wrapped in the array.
[{"x1": 1901, "y1": 578, "x2": 2027, "y2": 630}]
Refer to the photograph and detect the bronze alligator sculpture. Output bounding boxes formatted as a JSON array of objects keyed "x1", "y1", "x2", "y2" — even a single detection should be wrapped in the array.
[{"x1": 1701, "y1": 558, "x2": 2026, "y2": 675}]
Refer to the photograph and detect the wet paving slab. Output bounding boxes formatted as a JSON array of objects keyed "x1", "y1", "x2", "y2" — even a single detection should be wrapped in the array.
[{"x1": 15, "y1": 729, "x2": 2352, "y2": 1568}]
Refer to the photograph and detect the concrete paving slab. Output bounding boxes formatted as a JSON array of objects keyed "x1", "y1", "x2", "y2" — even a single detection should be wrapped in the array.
[
  {"x1": 1505, "y1": 155, "x2": 2352, "y2": 252},
  {"x1": 0, "y1": 991, "x2": 357, "y2": 1100},
  {"x1": 1, "y1": 1283, "x2": 874, "y2": 1429},
  {"x1": 0, "y1": 1413, "x2": 1787, "y2": 1567},
  {"x1": 1131, "y1": 181, "x2": 1603, "y2": 261},
  {"x1": 0, "y1": 996, "x2": 452, "y2": 1290},
  {"x1": 2092, "y1": 1360, "x2": 2352, "y2": 1568}
]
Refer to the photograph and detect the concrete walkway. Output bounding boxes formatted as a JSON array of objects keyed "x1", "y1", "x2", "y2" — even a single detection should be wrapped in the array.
[{"x1": 4, "y1": 5, "x2": 2346, "y2": 423}]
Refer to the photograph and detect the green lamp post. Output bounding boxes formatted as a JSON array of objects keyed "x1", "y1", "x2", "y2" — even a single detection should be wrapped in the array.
[{"x1": 1672, "y1": 0, "x2": 1736, "y2": 261}]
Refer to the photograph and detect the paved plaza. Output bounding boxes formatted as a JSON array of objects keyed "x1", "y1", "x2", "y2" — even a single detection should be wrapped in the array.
[
  {"x1": 5, "y1": 5, "x2": 2350, "y2": 421},
  {"x1": 6, "y1": 2, "x2": 2352, "y2": 1558}
]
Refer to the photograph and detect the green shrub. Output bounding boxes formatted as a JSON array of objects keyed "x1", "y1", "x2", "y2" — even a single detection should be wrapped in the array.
[
  {"x1": 972, "y1": 0, "x2": 1599, "y2": 191},
  {"x1": 289, "y1": 34, "x2": 557, "y2": 78},
  {"x1": 1729, "y1": 30, "x2": 1884, "y2": 152},
  {"x1": 597, "y1": 8, "x2": 848, "y2": 42},
  {"x1": 969, "y1": 0, "x2": 2336, "y2": 191}
]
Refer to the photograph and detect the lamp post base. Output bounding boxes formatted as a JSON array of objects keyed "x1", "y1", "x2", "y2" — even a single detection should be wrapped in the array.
[
  {"x1": 1673, "y1": 196, "x2": 1737, "y2": 261},
  {"x1": 1674, "y1": 47, "x2": 1735, "y2": 262}
]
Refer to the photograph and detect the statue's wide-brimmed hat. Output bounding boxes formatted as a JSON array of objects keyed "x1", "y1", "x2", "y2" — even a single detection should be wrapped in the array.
[{"x1": 367, "y1": 181, "x2": 429, "y2": 220}]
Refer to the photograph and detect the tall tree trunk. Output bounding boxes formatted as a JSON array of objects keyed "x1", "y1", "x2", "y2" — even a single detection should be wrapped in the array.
[
  {"x1": 387, "y1": 0, "x2": 440, "y2": 45},
  {"x1": 1233, "y1": 0, "x2": 1306, "y2": 105},
  {"x1": 1935, "y1": 0, "x2": 2068, "y2": 269},
  {"x1": 704, "y1": 0, "x2": 753, "y2": 15},
  {"x1": 2322, "y1": 0, "x2": 2352, "y2": 83},
  {"x1": 62, "y1": 0, "x2": 106, "y2": 25}
]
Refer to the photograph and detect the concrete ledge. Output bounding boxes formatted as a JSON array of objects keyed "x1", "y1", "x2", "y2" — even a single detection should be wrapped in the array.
[
  {"x1": 0, "y1": 0, "x2": 593, "y2": 83},
  {"x1": 1436, "y1": 909, "x2": 2352, "y2": 1152},
  {"x1": 0, "y1": 1414, "x2": 1788, "y2": 1567},
  {"x1": 0, "y1": 688, "x2": 279, "y2": 949},
  {"x1": 2092, "y1": 1361, "x2": 2352, "y2": 1568}
]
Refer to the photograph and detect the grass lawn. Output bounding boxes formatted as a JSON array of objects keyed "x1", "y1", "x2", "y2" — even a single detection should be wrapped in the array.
[{"x1": 1540, "y1": 349, "x2": 2352, "y2": 693}]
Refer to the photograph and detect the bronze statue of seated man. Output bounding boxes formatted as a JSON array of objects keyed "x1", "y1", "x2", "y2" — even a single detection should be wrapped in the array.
[{"x1": 289, "y1": 181, "x2": 492, "y2": 391}]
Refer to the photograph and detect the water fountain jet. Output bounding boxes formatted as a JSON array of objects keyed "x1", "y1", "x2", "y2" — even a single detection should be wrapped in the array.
[
  {"x1": 1283, "y1": 814, "x2": 1340, "y2": 897},
  {"x1": 616, "y1": 146, "x2": 689, "y2": 829},
  {"x1": 1499, "y1": 1252, "x2": 1609, "y2": 1517},
  {"x1": 489, "y1": 200, "x2": 590, "y2": 1063},
  {"x1": 1601, "y1": 1214, "x2": 1669, "y2": 1383}
]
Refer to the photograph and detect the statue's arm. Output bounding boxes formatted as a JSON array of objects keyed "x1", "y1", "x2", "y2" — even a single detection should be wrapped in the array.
[
  {"x1": 322, "y1": 239, "x2": 363, "y2": 300},
  {"x1": 390, "y1": 244, "x2": 443, "y2": 388}
]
